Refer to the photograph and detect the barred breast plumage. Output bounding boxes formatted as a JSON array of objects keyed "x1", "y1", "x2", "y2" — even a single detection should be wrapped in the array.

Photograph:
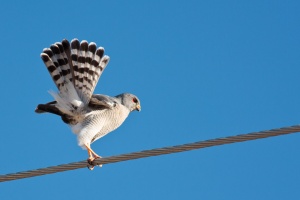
[
  {"x1": 74, "y1": 103, "x2": 131, "y2": 148},
  {"x1": 36, "y1": 38, "x2": 141, "y2": 169}
]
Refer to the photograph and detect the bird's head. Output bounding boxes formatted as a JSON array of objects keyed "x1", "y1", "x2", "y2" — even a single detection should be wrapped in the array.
[{"x1": 116, "y1": 93, "x2": 141, "y2": 112}]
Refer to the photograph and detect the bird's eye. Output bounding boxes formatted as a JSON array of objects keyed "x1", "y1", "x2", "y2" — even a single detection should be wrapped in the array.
[{"x1": 132, "y1": 97, "x2": 138, "y2": 103}]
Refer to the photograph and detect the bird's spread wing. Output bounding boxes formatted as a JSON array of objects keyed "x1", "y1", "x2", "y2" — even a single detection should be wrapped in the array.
[{"x1": 40, "y1": 39, "x2": 110, "y2": 105}]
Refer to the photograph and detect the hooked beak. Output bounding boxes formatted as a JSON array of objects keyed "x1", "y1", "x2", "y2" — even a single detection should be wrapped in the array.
[{"x1": 136, "y1": 104, "x2": 141, "y2": 112}]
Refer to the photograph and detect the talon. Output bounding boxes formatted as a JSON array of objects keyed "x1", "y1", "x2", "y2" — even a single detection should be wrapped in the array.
[
  {"x1": 92, "y1": 156, "x2": 103, "y2": 168},
  {"x1": 87, "y1": 158, "x2": 95, "y2": 170},
  {"x1": 87, "y1": 165, "x2": 95, "y2": 170},
  {"x1": 87, "y1": 158, "x2": 94, "y2": 165}
]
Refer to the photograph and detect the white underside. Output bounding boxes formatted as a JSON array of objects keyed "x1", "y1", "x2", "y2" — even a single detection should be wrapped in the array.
[{"x1": 70, "y1": 104, "x2": 130, "y2": 149}]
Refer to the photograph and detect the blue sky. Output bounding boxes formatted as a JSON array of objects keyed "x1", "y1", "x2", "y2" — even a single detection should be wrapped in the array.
[{"x1": 1, "y1": 0, "x2": 300, "y2": 199}]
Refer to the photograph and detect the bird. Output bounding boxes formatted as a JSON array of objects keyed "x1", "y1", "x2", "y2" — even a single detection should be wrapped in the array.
[{"x1": 35, "y1": 38, "x2": 141, "y2": 169}]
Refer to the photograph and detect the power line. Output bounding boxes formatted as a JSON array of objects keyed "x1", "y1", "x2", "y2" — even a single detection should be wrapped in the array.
[{"x1": 1, "y1": 124, "x2": 300, "y2": 182}]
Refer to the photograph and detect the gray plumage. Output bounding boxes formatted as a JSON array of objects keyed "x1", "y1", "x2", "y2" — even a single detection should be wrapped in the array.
[{"x1": 36, "y1": 38, "x2": 141, "y2": 164}]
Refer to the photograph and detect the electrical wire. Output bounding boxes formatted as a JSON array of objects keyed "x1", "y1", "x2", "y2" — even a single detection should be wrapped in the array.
[{"x1": 1, "y1": 124, "x2": 299, "y2": 182}]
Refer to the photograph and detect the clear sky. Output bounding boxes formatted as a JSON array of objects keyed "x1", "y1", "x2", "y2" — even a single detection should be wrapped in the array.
[{"x1": 1, "y1": 0, "x2": 300, "y2": 199}]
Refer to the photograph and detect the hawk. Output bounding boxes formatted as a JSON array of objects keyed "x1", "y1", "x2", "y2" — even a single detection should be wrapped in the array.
[{"x1": 35, "y1": 39, "x2": 141, "y2": 169}]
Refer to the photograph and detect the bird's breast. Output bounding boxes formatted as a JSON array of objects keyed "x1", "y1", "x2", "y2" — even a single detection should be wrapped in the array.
[
  {"x1": 70, "y1": 103, "x2": 130, "y2": 142},
  {"x1": 98, "y1": 104, "x2": 130, "y2": 134}
]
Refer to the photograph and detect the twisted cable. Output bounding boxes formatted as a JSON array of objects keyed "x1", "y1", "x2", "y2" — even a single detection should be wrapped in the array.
[{"x1": 1, "y1": 125, "x2": 299, "y2": 182}]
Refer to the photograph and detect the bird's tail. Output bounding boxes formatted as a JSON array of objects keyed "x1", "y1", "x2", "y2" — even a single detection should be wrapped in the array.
[{"x1": 39, "y1": 39, "x2": 110, "y2": 115}]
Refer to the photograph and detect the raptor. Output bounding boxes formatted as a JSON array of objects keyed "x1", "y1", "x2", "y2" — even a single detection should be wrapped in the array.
[{"x1": 35, "y1": 39, "x2": 141, "y2": 169}]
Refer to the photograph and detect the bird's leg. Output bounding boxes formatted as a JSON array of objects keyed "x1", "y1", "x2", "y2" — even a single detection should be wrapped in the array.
[
  {"x1": 91, "y1": 149, "x2": 102, "y2": 168},
  {"x1": 85, "y1": 144, "x2": 102, "y2": 170},
  {"x1": 86, "y1": 146, "x2": 94, "y2": 161},
  {"x1": 89, "y1": 148, "x2": 101, "y2": 159}
]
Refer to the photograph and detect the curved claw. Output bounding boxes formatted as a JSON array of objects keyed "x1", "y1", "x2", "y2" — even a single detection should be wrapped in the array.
[
  {"x1": 87, "y1": 164, "x2": 95, "y2": 170},
  {"x1": 87, "y1": 158, "x2": 94, "y2": 170},
  {"x1": 87, "y1": 157, "x2": 102, "y2": 170}
]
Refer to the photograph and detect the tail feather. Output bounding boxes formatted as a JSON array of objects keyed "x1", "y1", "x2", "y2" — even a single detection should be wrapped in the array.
[
  {"x1": 90, "y1": 48, "x2": 110, "y2": 95},
  {"x1": 41, "y1": 51, "x2": 64, "y2": 89},
  {"x1": 40, "y1": 38, "x2": 109, "y2": 113},
  {"x1": 78, "y1": 40, "x2": 89, "y2": 103},
  {"x1": 61, "y1": 39, "x2": 75, "y2": 85},
  {"x1": 86, "y1": 42, "x2": 97, "y2": 96},
  {"x1": 55, "y1": 42, "x2": 72, "y2": 83},
  {"x1": 70, "y1": 39, "x2": 82, "y2": 99},
  {"x1": 90, "y1": 47, "x2": 102, "y2": 93}
]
